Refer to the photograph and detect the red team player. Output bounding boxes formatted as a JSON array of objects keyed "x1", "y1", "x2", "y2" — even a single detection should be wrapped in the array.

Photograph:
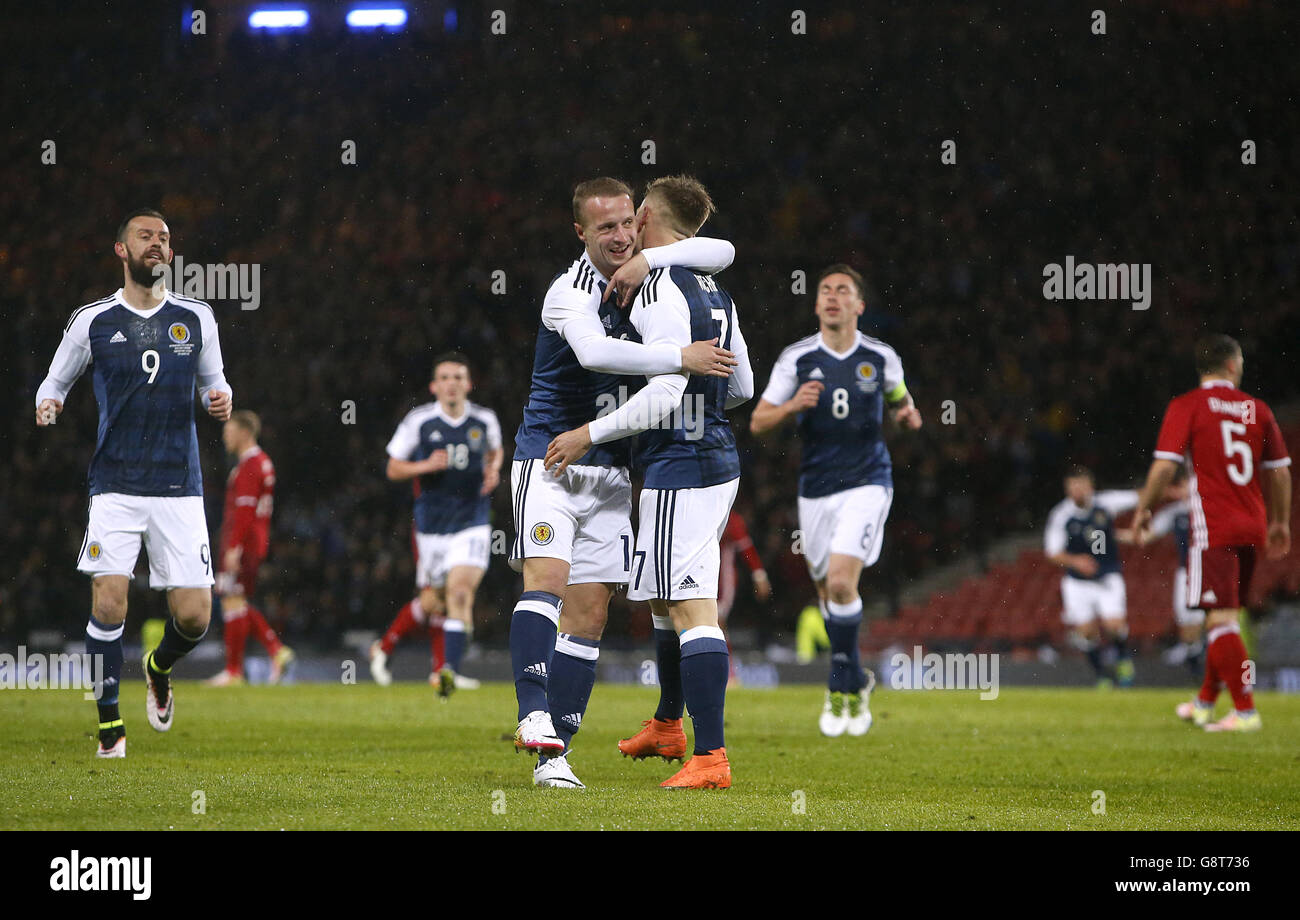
[
  {"x1": 717, "y1": 510, "x2": 770, "y2": 685},
  {"x1": 207, "y1": 410, "x2": 295, "y2": 685},
  {"x1": 1134, "y1": 335, "x2": 1291, "y2": 732}
]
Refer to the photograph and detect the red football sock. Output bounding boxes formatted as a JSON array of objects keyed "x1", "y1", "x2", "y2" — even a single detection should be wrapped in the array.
[
  {"x1": 381, "y1": 599, "x2": 421, "y2": 655},
  {"x1": 245, "y1": 605, "x2": 283, "y2": 656},
  {"x1": 1197, "y1": 651, "x2": 1220, "y2": 706},
  {"x1": 1209, "y1": 629, "x2": 1254, "y2": 712},
  {"x1": 429, "y1": 622, "x2": 446, "y2": 672},
  {"x1": 223, "y1": 612, "x2": 250, "y2": 675}
]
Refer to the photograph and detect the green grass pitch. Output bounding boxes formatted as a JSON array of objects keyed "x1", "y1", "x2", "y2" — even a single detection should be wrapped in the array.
[{"x1": 3, "y1": 683, "x2": 1297, "y2": 830}]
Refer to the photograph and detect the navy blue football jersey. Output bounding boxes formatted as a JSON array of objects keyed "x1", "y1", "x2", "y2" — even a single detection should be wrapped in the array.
[
  {"x1": 514, "y1": 253, "x2": 645, "y2": 468},
  {"x1": 760, "y1": 332, "x2": 907, "y2": 498},
  {"x1": 624, "y1": 267, "x2": 748, "y2": 489},
  {"x1": 1044, "y1": 490, "x2": 1140, "y2": 580},
  {"x1": 37, "y1": 290, "x2": 229, "y2": 497},
  {"x1": 388, "y1": 402, "x2": 502, "y2": 534}
]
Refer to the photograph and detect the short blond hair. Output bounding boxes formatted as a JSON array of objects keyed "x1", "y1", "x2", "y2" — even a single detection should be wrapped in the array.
[
  {"x1": 572, "y1": 177, "x2": 634, "y2": 225},
  {"x1": 643, "y1": 175, "x2": 716, "y2": 235},
  {"x1": 230, "y1": 409, "x2": 261, "y2": 440}
]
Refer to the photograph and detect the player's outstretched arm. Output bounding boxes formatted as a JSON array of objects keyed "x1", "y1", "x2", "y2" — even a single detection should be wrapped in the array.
[
  {"x1": 386, "y1": 453, "x2": 446, "y2": 481},
  {"x1": 605, "y1": 237, "x2": 736, "y2": 308}
]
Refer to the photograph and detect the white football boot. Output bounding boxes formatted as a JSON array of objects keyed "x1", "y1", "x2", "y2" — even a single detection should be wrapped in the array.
[
  {"x1": 369, "y1": 642, "x2": 392, "y2": 686},
  {"x1": 514, "y1": 710, "x2": 565, "y2": 755},
  {"x1": 819, "y1": 690, "x2": 848, "y2": 737},
  {"x1": 846, "y1": 669, "x2": 877, "y2": 736},
  {"x1": 533, "y1": 753, "x2": 585, "y2": 789}
]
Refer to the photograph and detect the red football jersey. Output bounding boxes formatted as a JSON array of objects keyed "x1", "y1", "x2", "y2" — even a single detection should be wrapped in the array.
[
  {"x1": 1154, "y1": 380, "x2": 1290, "y2": 548},
  {"x1": 220, "y1": 446, "x2": 275, "y2": 558}
]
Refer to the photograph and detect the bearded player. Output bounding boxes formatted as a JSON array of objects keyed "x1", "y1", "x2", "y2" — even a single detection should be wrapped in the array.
[
  {"x1": 1133, "y1": 335, "x2": 1291, "y2": 732},
  {"x1": 206, "y1": 410, "x2": 294, "y2": 686},
  {"x1": 35, "y1": 208, "x2": 232, "y2": 757}
]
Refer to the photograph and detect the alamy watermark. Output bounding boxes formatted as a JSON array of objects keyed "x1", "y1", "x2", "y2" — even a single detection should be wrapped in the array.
[
  {"x1": 152, "y1": 256, "x2": 261, "y2": 310},
  {"x1": 0, "y1": 647, "x2": 104, "y2": 700},
  {"x1": 1042, "y1": 257, "x2": 1151, "y2": 310},
  {"x1": 889, "y1": 646, "x2": 1000, "y2": 700}
]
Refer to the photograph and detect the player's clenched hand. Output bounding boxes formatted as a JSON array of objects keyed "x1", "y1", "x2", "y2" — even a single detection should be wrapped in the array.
[
  {"x1": 1267, "y1": 522, "x2": 1291, "y2": 560},
  {"x1": 681, "y1": 338, "x2": 736, "y2": 378},
  {"x1": 223, "y1": 546, "x2": 243, "y2": 573},
  {"x1": 1131, "y1": 508, "x2": 1153, "y2": 546},
  {"x1": 753, "y1": 569, "x2": 772, "y2": 602},
  {"x1": 36, "y1": 398, "x2": 63, "y2": 427},
  {"x1": 788, "y1": 381, "x2": 824, "y2": 412},
  {"x1": 207, "y1": 389, "x2": 233, "y2": 421},
  {"x1": 604, "y1": 253, "x2": 650, "y2": 308},
  {"x1": 480, "y1": 465, "x2": 500, "y2": 496},
  {"x1": 893, "y1": 404, "x2": 923, "y2": 430},
  {"x1": 424, "y1": 449, "x2": 449, "y2": 474},
  {"x1": 545, "y1": 425, "x2": 592, "y2": 475}
]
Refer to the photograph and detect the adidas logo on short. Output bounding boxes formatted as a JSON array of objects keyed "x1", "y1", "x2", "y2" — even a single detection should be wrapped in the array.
[
  {"x1": 110, "y1": 330, "x2": 127, "y2": 343},
  {"x1": 808, "y1": 367, "x2": 825, "y2": 380},
  {"x1": 524, "y1": 662, "x2": 548, "y2": 677},
  {"x1": 677, "y1": 575, "x2": 699, "y2": 591}
]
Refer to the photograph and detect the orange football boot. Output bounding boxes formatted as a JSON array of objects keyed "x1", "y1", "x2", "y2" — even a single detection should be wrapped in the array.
[
  {"x1": 618, "y1": 718, "x2": 688, "y2": 761},
  {"x1": 660, "y1": 748, "x2": 731, "y2": 789}
]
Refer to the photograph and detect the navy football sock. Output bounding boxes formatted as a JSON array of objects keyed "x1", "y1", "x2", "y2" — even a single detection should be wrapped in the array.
[
  {"x1": 443, "y1": 620, "x2": 468, "y2": 672},
  {"x1": 510, "y1": 591, "x2": 561, "y2": 721},
  {"x1": 652, "y1": 614, "x2": 684, "y2": 721},
  {"x1": 149, "y1": 617, "x2": 207, "y2": 673},
  {"x1": 547, "y1": 634, "x2": 599, "y2": 754},
  {"x1": 86, "y1": 616, "x2": 124, "y2": 724},
  {"x1": 825, "y1": 598, "x2": 863, "y2": 693},
  {"x1": 680, "y1": 626, "x2": 729, "y2": 754}
]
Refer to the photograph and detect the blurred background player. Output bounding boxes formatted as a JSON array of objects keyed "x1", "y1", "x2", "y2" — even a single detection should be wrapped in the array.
[
  {"x1": 718, "y1": 509, "x2": 771, "y2": 685},
  {"x1": 548, "y1": 175, "x2": 754, "y2": 789},
  {"x1": 206, "y1": 410, "x2": 294, "y2": 686},
  {"x1": 35, "y1": 208, "x2": 232, "y2": 757},
  {"x1": 750, "y1": 264, "x2": 921, "y2": 738},
  {"x1": 1044, "y1": 467, "x2": 1139, "y2": 688},
  {"x1": 1134, "y1": 335, "x2": 1291, "y2": 732},
  {"x1": 508, "y1": 177, "x2": 737, "y2": 789},
  {"x1": 373, "y1": 353, "x2": 502, "y2": 697}
]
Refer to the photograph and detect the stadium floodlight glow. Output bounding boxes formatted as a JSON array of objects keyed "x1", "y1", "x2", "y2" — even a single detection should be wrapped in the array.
[
  {"x1": 346, "y1": 8, "x2": 408, "y2": 28},
  {"x1": 248, "y1": 9, "x2": 310, "y2": 29}
]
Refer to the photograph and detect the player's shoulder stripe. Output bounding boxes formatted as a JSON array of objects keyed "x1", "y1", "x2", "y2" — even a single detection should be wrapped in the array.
[
  {"x1": 169, "y1": 292, "x2": 217, "y2": 321},
  {"x1": 64, "y1": 294, "x2": 117, "y2": 333},
  {"x1": 571, "y1": 257, "x2": 598, "y2": 294},
  {"x1": 405, "y1": 401, "x2": 442, "y2": 423},
  {"x1": 858, "y1": 332, "x2": 899, "y2": 357},
  {"x1": 641, "y1": 267, "x2": 666, "y2": 305},
  {"x1": 777, "y1": 333, "x2": 821, "y2": 361}
]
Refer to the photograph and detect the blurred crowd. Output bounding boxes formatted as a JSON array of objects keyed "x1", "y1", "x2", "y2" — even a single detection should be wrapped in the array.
[{"x1": 3, "y1": 2, "x2": 1296, "y2": 649}]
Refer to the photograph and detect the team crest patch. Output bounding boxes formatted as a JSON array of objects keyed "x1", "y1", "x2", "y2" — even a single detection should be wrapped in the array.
[
  {"x1": 87, "y1": 542, "x2": 102, "y2": 561},
  {"x1": 168, "y1": 323, "x2": 190, "y2": 344},
  {"x1": 855, "y1": 361, "x2": 879, "y2": 393},
  {"x1": 531, "y1": 523, "x2": 554, "y2": 545},
  {"x1": 469, "y1": 427, "x2": 483, "y2": 448}
]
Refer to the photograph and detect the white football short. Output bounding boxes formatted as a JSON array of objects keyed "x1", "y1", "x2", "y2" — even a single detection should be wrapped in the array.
[
  {"x1": 78, "y1": 493, "x2": 214, "y2": 589},
  {"x1": 1061, "y1": 573, "x2": 1127, "y2": 626},
  {"x1": 796, "y1": 484, "x2": 893, "y2": 583},
  {"x1": 628, "y1": 478, "x2": 739, "y2": 603},
  {"x1": 1172, "y1": 567, "x2": 1204, "y2": 627},
  {"x1": 415, "y1": 524, "x2": 491, "y2": 589},
  {"x1": 509, "y1": 459, "x2": 633, "y2": 586}
]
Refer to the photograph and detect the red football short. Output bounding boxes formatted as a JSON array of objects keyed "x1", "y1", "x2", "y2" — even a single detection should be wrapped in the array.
[{"x1": 1186, "y1": 545, "x2": 1256, "y2": 610}]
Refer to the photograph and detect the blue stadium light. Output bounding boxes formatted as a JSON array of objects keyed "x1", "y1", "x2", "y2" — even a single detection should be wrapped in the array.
[
  {"x1": 346, "y1": 8, "x2": 408, "y2": 29},
  {"x1": 248, "y1": 9, "x2": 310, "y2": 29},
  {"x1": 443, "y1": 8, "x2": 458, "y2": 31}
]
